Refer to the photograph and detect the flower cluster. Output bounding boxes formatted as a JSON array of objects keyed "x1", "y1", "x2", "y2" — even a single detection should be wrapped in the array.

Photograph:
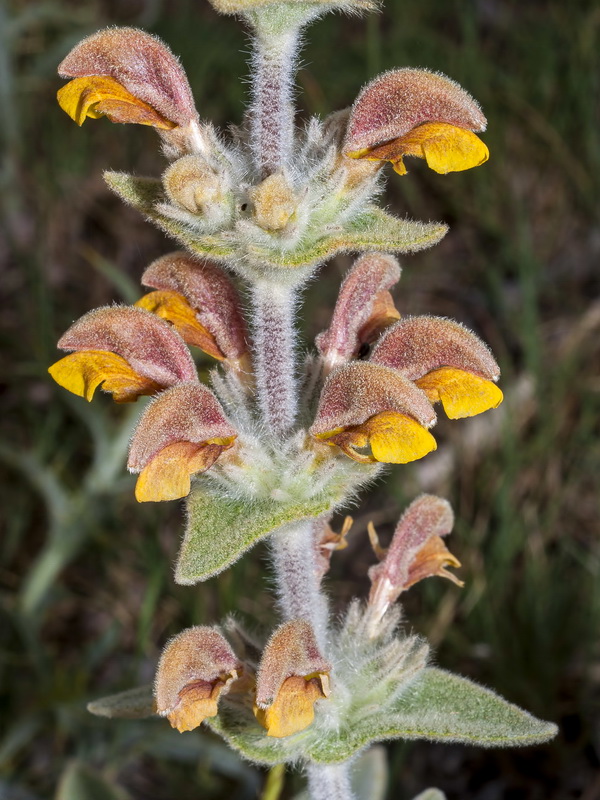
[{"x1": 49, "y1": 9, "x2": 556, "y2": 787}]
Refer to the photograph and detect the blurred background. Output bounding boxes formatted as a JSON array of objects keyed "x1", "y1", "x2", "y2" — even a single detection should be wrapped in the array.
[{"x1": 1, "y1": 0, "x2": 599, "y2": 797}]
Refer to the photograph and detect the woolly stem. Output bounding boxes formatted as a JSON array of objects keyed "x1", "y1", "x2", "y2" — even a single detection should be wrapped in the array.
[
  {"x1": 306, "y1": 762, "x2": 356, "y2": 800},
  {"x1": 270, "y1": 519, "x2": 329, "y2": 652},
  {"x1": 251, "y1": 282, "x2": 298, "y2": 437},
  {"x1": 249, "y1": 17, "x2": 300, "y2": 176}
]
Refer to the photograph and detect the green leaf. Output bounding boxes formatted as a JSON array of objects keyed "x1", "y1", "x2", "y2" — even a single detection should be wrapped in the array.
[
  {"x1": 177, "y1": 486, "x2": 334, "y2": 584},
  {"x1": 55, "y1": 762, "x2": 130, "y2": 800},
  {"x1": 209, "y1": 667, "x2": 557, "y2": 766},
  {"x1": 247, "y1": 207, "x2": 447, "y2": 269},
  {"x1": 412, "y1": 791, "x2": 447, "y2": 800},
  {"x1": 87, "y1": 685, "x2": 155, "y2": 720},
  {"x1": 104, "y1": 173, "x2": 446, "y2": 271},
  {"x1": 103, "y1": 172, "x2": 236, "y2": 260}
]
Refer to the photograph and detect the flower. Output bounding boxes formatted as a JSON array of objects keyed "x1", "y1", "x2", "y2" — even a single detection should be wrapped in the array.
[
  {"x1": 56, "y1": 27, "x2": 200, "y2": 153},
  {"x1": 136, "y1": 252, "x2": 250, "y2": 375},
  {"x1": 253, "y1": 620, "x2": 331, "y2": 738},
  {"x1": 310, "y1": 362, "x2": 437, "y2": 464},
  {"x1": 344, "y1": 68, "x2": 488, "y2": 175},
  {"x1": 367, "y1": 495, "x2": 462, "y2": 626},
  {"x1": 127, "y1": 383, "x2": 237, "y2": 503},
  {"x1": 315, "y1": 252, "x2": 401, "y2": 370},
  {"x1": 370, "y1": 316, "x2": 503, "y2": 418},
  {"x1": 48, "y1": 306, "x2": 197, "y2": 403},
  {"x1": 154, "y1": 626, "x2": 241, "y2": 733}
]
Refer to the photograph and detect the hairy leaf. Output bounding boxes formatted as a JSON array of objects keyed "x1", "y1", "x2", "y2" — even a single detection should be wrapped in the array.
[
  {"x1": 104, "y1": 172, "x2": 446, "y2": 270},
  {"x1": 209, "y1": 667, "x2": 557, "y2": 765},
  {"x1": 104, "y1": 172, "x2": 236, "y2": 259},
  {"x1": 87, "y1": 685, "x2": 155, "y2": 719},
  {"x1": 177, "y1": 486, "x2": 335, "y2": 583}
]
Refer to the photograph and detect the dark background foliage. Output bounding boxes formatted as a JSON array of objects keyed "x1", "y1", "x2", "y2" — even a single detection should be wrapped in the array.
[{"x1": 1, "y1": 0, "x2": 598, "y2": 798}]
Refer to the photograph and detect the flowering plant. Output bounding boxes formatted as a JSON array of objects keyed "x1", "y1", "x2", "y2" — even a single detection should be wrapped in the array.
[{"x1": 50, "y1": 0, "x2": 556, "y2": 796}]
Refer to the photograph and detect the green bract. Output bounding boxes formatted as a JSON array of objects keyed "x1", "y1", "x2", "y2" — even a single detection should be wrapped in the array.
[{"x1": 209, "y1": 667, "x2": 557, "y2": 765}]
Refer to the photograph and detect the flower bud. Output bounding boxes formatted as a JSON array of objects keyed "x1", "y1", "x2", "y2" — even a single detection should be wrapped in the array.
[
  {"x1": 162, "y1": 155, "x2": 229, "y2": 216},
  {"x1": 254, "y1": 620, "x2": 331, "y2": 738},
  {"x1": 249, "y1": 172, "x2": 297, "y2": 232},
  {"x1": 316, "y1": 253, "x2": 401, "y2": 368},
  {"x1": 48, "y1": 306, "x2": 197, "y2": 403},
  {"x1": 128, "y1": 382, "x2": 237, "y2": 502},
  {"x1": 155, "y1": 626, "x2": 241, "y2": 733}
]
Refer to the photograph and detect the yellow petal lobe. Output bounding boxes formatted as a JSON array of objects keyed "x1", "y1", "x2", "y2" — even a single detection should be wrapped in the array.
[
  {"x1": 48, "y1": 351, "x2": 158, "y2": 403},
  {"x1": 348, "y1": 122, "x2": 488, "y2": 175},
  {"x1": 57, "y1": 76, "x2": 176, "y2": 130},
  {"x1": 362, "y1": 411, "x2": 438, "y2": 464},
  {"x1": 135, "y1": 290, "x2": 224, "y2": 360},
  {"x1": 416, "y1": 367, "x2": 503, "y2": 419},
  {"x1": 254, "y1": 675, "x2": 326, "y2": 738},
  {"x1": 167, "y1": 678, "x2": 228, "y2": 733},
  {"x1": 135, "y1": 440, "x2": 234, "y2": 503}
]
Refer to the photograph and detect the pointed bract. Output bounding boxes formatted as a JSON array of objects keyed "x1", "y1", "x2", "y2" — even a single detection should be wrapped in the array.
[
  {"x1": 58, "y1": 27, "x2": 198, "y2": 128},
  {"x1": 154, "y1": 626, "x2": 241, "y2": 733}
]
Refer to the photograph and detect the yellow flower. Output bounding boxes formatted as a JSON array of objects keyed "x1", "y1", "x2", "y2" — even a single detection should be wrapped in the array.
[
  {"x1": 370, "y1": 316, "x2": 503, "y2": 419},
  {"x1": 254, "y1": 674, "x2": 329, "y2": 738},
  {"x1": 48, "y1": 306, "x2": 197, "y2": 403},
  {"x1": 254, "y1": 620, "x2": 331, "y2": 739},
  {"x1": 127, "y1": 383, "x2": 237, "y2": 503},
  {"x1": 310, "y1": 362, "x2": 437, "y2": 466},
  {"x1": 344, "y1": 68, "x2": 489, "y2": 176},
  {"x1": 315, "y1": 410, "x2": 437, "y2": 465},
  {"x1": 154, "y1": 626, "x2": 241, "y2": 733}
]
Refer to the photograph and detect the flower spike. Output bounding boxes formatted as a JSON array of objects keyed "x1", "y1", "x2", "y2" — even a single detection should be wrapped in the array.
[
  {"x1": 370, "y1": 316, "x2": 503, "y2": 418},
  {"x1": 128, "y1": 382, "x2": 237, "y2": 502},
  {"x1": 316, "y1": 253, "x2": 401, "y2": 369},
  {"x1": 49, "y1": 306, "x2": 197, "y2": 403},
  {"x1": 155, "y1": 626, "x2": 241, "y2": 733},
  {"x1": 345, "y1": 69, "x2": 489, "y2": 175},
  {"x1": 254, "y1": 620, "x2": 331, "y2": 738},
  {"x1": 310, "y1": 361, "x2": 437, "y2": 464}
]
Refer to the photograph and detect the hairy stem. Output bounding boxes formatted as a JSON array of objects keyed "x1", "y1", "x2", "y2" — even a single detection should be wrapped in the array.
[
  {"x1": 250, "y1": 20, "x2": 300, "y2": 176},
  {"x1": 270, "y1": 519, "x2": 329, "y2": 651},
  {"x1": 251, "y1": 282, "x2": 298, "y2": 437},
  {"x1": 306, "y1": 763, "x2": 356, "y2": 800}
]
